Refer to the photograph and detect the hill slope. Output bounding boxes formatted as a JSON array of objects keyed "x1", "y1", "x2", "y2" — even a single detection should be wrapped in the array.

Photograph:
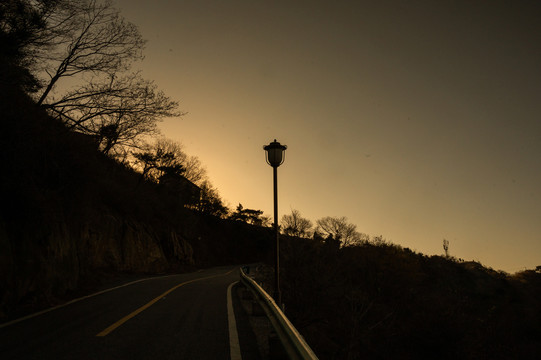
[
  {"x1": 0, "y1": 87, "x2": 271, "y2": 320},
  {"x1": 268, "y1": 237, "x2": 541, "y2": 359}
]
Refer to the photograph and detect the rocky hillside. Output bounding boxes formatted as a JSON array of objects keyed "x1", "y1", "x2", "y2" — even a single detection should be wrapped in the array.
[{"x1": 0, "y1": 87, "x2": 271, "y2": 320}]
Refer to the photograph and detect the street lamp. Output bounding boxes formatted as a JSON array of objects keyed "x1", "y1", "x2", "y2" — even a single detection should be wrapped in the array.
[{"x1": 263, "y1": 139, "x2": 287, "y2": 305}]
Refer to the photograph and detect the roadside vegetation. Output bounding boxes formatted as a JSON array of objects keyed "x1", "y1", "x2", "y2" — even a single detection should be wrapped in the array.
[{"x1": 257, "y1": 218, "x2": 541, "y2": 359}]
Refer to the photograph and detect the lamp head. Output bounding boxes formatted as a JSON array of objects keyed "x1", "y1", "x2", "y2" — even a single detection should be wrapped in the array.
[{"x1": 264, "y1": 139, "x2": 287, "y2": 167}]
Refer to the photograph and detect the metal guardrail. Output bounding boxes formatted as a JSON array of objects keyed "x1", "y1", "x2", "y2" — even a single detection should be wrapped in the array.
[{"x1": 239, "y1": 267, "x2": 319, "y2": 360}]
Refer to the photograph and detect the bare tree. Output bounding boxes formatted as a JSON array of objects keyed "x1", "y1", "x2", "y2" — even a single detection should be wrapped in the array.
[
  {"x1": 315, "y1": 216, "x2": 362, "y2": 247},
  {"x1": 36, "y1": 0, "x2": 145, "y2": 106},
  {"x1": 281, "y1": 209, "x2": 313, "y2": 238},
  {"x1": 24, "y1": 0, "x2": 180, "y2": 155},
  {"x1": 45, "y1": 73, "x2": 180, "y2": 154}
]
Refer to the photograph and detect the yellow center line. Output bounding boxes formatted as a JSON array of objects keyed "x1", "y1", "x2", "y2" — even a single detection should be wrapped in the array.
[{"x1": 96, "y1": 269, "x2": 235, "y2": 337}]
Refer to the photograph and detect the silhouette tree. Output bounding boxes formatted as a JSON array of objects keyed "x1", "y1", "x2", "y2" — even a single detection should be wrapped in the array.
[
  {"x1": 323, "y1": 234, "x2": 341, "y2": 250},
  {"x1": 133, "y1": 139, "x2": 207, "y2": 184},
  {"x1": 315, "y1": 216, "x2": 362, "y2": 247},
  {"x1": 149, "y1": 138, "x2": 207, "y2": 184},
  {"x1": 133, "y1": 146, "x2": 183, "y2": 183},
  {"x1": 281, "y1": 209, "x2": 313, "y2": 238},
  {"x1": 44, "y1": 73, "x2": 180, "y2": 155},
  {"x1": 0, "y1": 0, "x2": 48, "y2": 92},
  {"x1": 35, "y1": 0, "x2": 145, "y2": 106},
  {"x1": 229, "y1": 204, "x2": 269, "y2": 226},
  {"x1": 196, "y1": 181, "x2": 229, "y2": 218},
  {"x1": 371, "y1": 234, "x2": 386, "y2": 245},
  {"x1": 8, "y1": 0, "x2": 182, "y2": 155}
]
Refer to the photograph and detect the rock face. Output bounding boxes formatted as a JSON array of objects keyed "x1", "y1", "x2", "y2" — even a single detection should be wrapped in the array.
[
  {"x1": 0, "y1": 88, "x2": 196, "y2": 319},
  {"x1": 0, "y1": 209, "x2": 194, "y2": 319}
]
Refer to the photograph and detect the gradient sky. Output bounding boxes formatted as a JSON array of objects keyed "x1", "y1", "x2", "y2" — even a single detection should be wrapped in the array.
[{"x1": 114, "y1": 0, "x2": 541, "y2": 273}]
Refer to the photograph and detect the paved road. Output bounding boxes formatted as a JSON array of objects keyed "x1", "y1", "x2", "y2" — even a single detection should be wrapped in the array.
[{"x1": 0, "y1": 266, "x2": 259, "y2": 359}]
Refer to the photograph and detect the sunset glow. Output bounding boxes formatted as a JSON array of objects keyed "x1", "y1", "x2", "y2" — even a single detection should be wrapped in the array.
[{"x1": 115, "y1": 0, "x2": 541, "y2": 273}]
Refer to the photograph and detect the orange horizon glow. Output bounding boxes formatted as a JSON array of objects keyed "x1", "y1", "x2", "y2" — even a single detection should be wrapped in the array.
[{"x1": 113, "y1": 0, "x2": 541, "y2": 273}]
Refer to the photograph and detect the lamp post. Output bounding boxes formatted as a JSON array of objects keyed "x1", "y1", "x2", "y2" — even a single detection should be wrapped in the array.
[{"x1": 263, "y1": 139, "x2": 287, "y2": 305}]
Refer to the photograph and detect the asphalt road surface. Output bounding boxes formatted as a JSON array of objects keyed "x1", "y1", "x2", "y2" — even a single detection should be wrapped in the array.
[{"x1": 0, "y1": 266, "x2": 259, "y2": 360}]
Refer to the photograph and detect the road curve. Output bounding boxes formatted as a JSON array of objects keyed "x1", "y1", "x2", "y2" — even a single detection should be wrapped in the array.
[{"x1": 0, "y1": 266, "x2": 257, "y2": 360}]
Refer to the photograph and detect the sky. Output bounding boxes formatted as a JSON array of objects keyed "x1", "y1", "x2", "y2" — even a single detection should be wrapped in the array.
[{"x1": 113, "y1": 0, "x2": 541, "y2": 273}]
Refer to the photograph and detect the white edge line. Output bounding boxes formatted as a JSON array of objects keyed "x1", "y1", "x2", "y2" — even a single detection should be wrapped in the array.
[
  {"x1": 0, "y1": 274, "x2": 182, "y2": 329},
  {"x1": 227, "y1": 281, "x2": 242, "y2": 360}
]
